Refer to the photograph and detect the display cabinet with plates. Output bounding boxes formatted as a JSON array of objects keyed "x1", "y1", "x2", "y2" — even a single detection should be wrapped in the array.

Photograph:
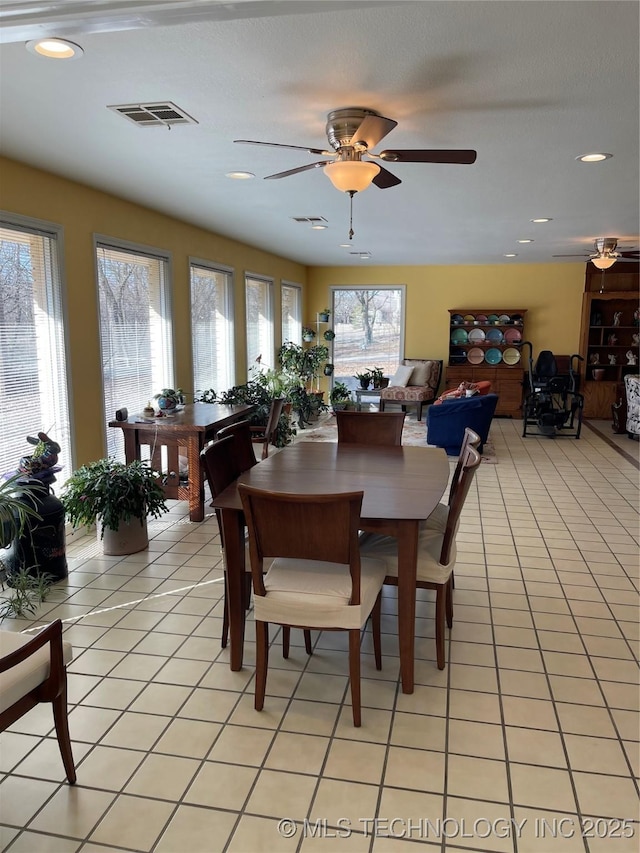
[{"x1": 446, "y1": 309, "x2": 527, "y2": 416}]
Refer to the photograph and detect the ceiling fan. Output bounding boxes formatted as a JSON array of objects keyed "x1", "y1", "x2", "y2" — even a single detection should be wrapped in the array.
[
  {"x1": 553, "y1": 237, "x2": 640, "y2": 269},
  {"x1": 234, "y1": 106, "x2": 477, "y2": 193}
]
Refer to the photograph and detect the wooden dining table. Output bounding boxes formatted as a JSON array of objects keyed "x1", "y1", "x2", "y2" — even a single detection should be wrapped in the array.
[
  {"x1": 213, "y1": 441, "x2": 450, "y2": 694},
  {"x1": 109, "y1": 402, "x2": 254, "y2": 522}
]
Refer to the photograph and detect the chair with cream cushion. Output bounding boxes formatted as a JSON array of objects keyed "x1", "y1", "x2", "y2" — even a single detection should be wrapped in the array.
[
  {"x1": 361, "y1": 444, "x2": 481, "y2": 669},
  {"x1": 379, "y1": 359, "x2": 443, "y2": 421},
  {"x1": 335, "y1": 410, "x2": 406, "y2": 446},
  {"x1": 238, "y1": 485, "x2": 387, "y2": 726},
  {"x1": 0, "y1": 620, "x2": 75, "y2": 783}
]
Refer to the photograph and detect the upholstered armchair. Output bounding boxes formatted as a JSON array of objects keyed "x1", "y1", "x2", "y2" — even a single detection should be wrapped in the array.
[
  {"x1": 625, "y1": 374, "x2": 640, "y2": 438},
  {"x1": 427, "y1": 393, "x2": 499, "y2": 455},
  {"x1": 379, "y1": 359, "x2": 443, "y2": 421}
]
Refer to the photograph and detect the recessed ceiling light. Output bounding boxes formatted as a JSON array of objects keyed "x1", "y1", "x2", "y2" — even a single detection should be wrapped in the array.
[
  {"x1": 225, "y1": 171, "x2": 255, "y2": 180},
  {"x1": 517, "y1": 239, "x2": 534, "y2": 244},
  {"x1": 26, "y1": 38, "x2": 84, "y2": 59},
  {"x1": 576, "y1": 153, "x2": 612, "y2": 162},
  {"x1": 504, "y1": 253, "x2": 518, "y2": 258},
  {"x1": 311, "y1": 224, "x2": 328, "y2": 230},
  {"x1": 339, "y1": 243, "x2": 351, "y2": 248},
  {"x1": 530, "y1": 218, "x2": 552, "y2": 223}
]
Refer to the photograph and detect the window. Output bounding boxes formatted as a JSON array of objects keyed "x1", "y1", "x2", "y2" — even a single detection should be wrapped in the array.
[
  {"x1": 190, "y1": 260, "x2": 235, "y2": 397},
  {"x1": 331, "y1": 287, "x2": 405, "y2": 389},
  {"x1": 96, "y1": 240, "x2": 173, "y2": 460},
  {"x1": 245, "y1": 274, "x2": 274, "y2": 370},
  {"x1": 0, "y1": 217, "x2": 72, "y2": 485},
  {"x1": 281, "y1": 281, "x2": 301, "y2": 344}
]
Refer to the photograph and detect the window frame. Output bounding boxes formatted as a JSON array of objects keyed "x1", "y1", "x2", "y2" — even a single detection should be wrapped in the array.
[
  {"x1": 189, "y1": 257, "x2": 236, "y2": 397},
  {"x1": 94, "y1": 234, "x2": 174, "y2": 457},
  {"x1": 0, "y1": 209, "x2": 75, "y2": 477}
]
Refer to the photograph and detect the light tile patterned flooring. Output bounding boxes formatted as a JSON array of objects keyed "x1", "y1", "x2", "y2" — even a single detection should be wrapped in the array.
[{"x1": 0, "y1": 419, "x2": 638, "y2": 853}]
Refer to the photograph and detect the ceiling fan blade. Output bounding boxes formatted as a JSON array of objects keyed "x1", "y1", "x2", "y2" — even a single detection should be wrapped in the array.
[
  {"x1": 234, "y1": 139, "x2": 332, "y2": 156},
  {"x1": 620, "y1": 250, "x2": 640, "y2": 259},
  {"x1": 264, "y1": 161, "x2": 330, "y2": 180},
  {"x1": 552, "y1": 253, "x2": 590, "y2": 257},
  {"x1": 379, "y1": 149, "x2": 477, "y2": 164},
  {"x1": 372, "y1": 166, "x2": 402, "y2": 189},
  {"x1": 352, "y1": 114, "x2": 398, "y2": 150}
]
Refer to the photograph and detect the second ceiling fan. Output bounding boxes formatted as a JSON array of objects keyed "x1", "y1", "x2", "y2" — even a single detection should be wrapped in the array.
[{"x1": 235, "y1": 106, "x2": 477, "y2": 193}]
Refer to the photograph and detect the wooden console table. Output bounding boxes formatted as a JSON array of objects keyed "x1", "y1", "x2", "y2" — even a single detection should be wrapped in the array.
[{"x1": 109, "y1": 403, "x2": 253, "y2": 521}]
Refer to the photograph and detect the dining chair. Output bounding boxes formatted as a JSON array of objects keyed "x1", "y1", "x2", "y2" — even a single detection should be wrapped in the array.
[
  {"x1": 425, "y1": 426, "x2": 481, "y2": 533},
  {"x1": 238, "y1": 485, "x2": 387, "y2": 726},
  {"x1": 201, "y1": 436, "x2": 311, "y2": 653},
  {"x1": 249, "y1": 397, "x2": 287, "y2": 460},
  {"x1": 0, "y1": 619, "x2": 76, "y2": 783},
  {"x1": 335, "y1": 410, "x2": 406, "y2": 446},
  {"x1": 216, "y1": 419, "x2": 258, "y2": 474},
  {"x1": 360, "y1": 444, "x2": 482, "y2": 669}
]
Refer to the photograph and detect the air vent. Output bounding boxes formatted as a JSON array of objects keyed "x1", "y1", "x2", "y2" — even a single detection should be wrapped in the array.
[
  {"x1": 108, "y1": 102, "x2": 198, "y2": 128},
  {"x1": 349, "y1": 251, "x2": 372, "y2": 259},
  {"x1": 291, "y1": 216, "x2": 328, "y2": 224}
]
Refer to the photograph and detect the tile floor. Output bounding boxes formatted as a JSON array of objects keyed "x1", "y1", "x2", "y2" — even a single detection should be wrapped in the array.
[{"x1": 0, "y1": 418, "x2": 638, "y2": 853}]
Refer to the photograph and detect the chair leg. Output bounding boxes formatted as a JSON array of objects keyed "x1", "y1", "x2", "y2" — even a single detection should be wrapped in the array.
[
  {"x1": 417, "y1": 403, "x2": 423, "y2": 421},
  {"x1": 348, "y1": 629, "x2": 362, "y2": 727},
  {"x1": 221, "y1": 574, "x2": 229, "y2": 648},
  {"x1": 52, "y1": 683, "x2": 76, "y2": 784},
  {"x1": 372, "y1": 593, "x2": 382, "y2": 670},
  {"x1": 282, "y1": 626, "x2": 290, "y2": 658},
  {"x1": 435, "y1": 584, "x2": 446, "y2": 670},
  {"x1": 304, "y1": 630, "x2": 313, "y2": 655},
  {"x1": 445, "y1": 577, "x2": 454, "y2": 629},
  {"x1": 255, "y1": 621, "x2": 269, "y2": 711}
]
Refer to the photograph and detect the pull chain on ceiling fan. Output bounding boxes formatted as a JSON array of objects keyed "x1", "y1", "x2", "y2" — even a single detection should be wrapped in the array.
[{"x1": 235, "y1": 107, "x2": 477, "y2": 239}]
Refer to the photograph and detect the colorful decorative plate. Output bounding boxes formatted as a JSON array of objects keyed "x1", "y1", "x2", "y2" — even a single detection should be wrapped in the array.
[
  {"x1": 503, "y1": 347, "x2": 521, "y2": 365},
  {"x1": 475, "y1": 314, "x2": 488, "y2": 323},
  {"x1": 451, "y1": 313, "x2": 464, "y2": 325},
  {"x1": 450, "y1": 347, "x2": 466, "y2": 365},
  {"x1": 450, "y1": 328, "x2": 468, "y2": 344},
  {"x1": 485, "y1": 347, "x2": 503, "y2": 365},
  {"x1": 486, "y1": 328, "x2": 503, "y2": 344},
  {"x1": 498, "y1": 314, "x2": 511, "y2": 324},
  {"x1": 487, "y1": 313, "x2": 499, "y2": 324},
  {"x1": 468, "y1": 328, "x2": 486, "y2": 344},
  {"x1": 511, "y1": 313, "x2": 524, "y2": 325},
  {"x1": 467, "y1": 347, "x2": 485, "y2": 364},
  {"x1": 504, "y1": 327, "x2": 522, "y2": 344},
  {"x1": 463, "y1": 314, "x2": 476, "y2": 324}
]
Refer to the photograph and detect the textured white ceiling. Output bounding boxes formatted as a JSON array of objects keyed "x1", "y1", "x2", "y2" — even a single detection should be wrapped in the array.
[{"x1": 0, "y1": 0, "x2": 638, "y2": 266}]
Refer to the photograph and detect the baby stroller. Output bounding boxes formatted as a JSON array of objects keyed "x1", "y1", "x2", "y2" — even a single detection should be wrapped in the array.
[{"x1": 521, "y1": 342, "x2": 584, "y2": 438}]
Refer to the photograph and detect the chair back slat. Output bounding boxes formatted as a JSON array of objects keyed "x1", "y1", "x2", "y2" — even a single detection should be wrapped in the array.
[
  {"x1": 216, "y1": 419, "x2": 258, "y2": 472},
  {"x1": 448, "y1": 427, "x2": 481, "y2": 505},
  {"x1": 336, "y1": 411, "x2": 405, "y2": 446},
  {"x1": 440, "y1": 444, "x2": 481, "y2": 564},
  {"x1": 239, "y1": 486, "x2": 364, "y2": 604},
  {"x1": 257, "y1": 397, "x2": 286, "y2": 459}
]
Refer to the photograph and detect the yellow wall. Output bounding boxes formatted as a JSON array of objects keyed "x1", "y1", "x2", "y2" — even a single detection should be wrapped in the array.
[
  {"x1": 2, "y1": 155, "x2": 588, "y2": 466},
  {"x1": 307, "y1": 263, "x2": 586, "y2": 367},
  {"x1": 1, "y1": 157, "x2": 308, "y2": 464}
]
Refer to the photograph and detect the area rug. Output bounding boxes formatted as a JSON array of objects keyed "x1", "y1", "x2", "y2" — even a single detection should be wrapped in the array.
[{"x1": 293, "y1": 413, "x2": 498, "y2": 463}]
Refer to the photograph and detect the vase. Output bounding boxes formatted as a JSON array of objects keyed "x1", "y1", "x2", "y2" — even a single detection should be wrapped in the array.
[
  {"x1": 101, "y1": 516, "x2": 149, "y2": 555},
  {"x1": 157, "y1": 396, "x2": 177, "y2": 411}
]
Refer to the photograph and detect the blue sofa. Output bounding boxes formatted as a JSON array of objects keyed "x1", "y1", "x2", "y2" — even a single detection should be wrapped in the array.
[{"x1": 426, "y1": 393, "x2": 499, "y2": 455}]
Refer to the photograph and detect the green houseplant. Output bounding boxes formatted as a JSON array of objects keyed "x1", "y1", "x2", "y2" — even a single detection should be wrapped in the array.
[
  {"x1": 354, "y1": 370, "x2": 372, "y2": 390},
  {"x1": 318, "y1": 308, "x2": 331, "y2": 322},
  {"x1": 61, "y1": 458, "x2": 168, "y2": 555},
  {"x1": 302, "y1": 326, "x2": 316, "y2": 342},
  {"x1": 329, "y1": 381, "x2": 351, "y2": 411}
]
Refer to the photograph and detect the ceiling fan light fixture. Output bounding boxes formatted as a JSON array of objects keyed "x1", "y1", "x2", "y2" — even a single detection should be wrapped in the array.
[
  {"x1": 324, "y1": 161, "x2": 380, "y2": 192},
  {"x1": 591, "y1": 255, "x2": 617, "y2": 270}
]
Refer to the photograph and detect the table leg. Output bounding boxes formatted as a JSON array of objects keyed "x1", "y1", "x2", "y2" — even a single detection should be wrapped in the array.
[
  {"x1": 122, "y1": 430, "x2": 140, "y2": 464},
  {"x1": 186, "y1": 435, "x2": 204, "y2": 522},
  {"x1": 396, "y1": 519, "x2": 418, "y2": 694},
  {"x1": 220, "y1": 508, "x2": 246, "y2": 671}
]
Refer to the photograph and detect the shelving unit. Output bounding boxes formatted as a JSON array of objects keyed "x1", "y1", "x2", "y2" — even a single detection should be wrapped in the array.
[
  {"x1": 579, "y1": 290, "x2": 640, "y2": 418},
  {"x1": 445, "y1": 309, "x2": 527, "y2": 417},
  {"x1": 302, "y1": 312, "x2": 334, "y2": 392}
]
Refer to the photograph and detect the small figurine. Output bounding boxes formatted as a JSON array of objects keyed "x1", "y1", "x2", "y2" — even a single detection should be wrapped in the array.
[
  {"x1": 634, "y1": 307, "x2": 640, "y2": 326},
  {"x1": 589, "y1": 353, "x2": 600, "y2": 365},
  {"x1": 607, "y1": 334, "x2": 618, "y2": 346},
  {"x1": 633, "y1": 333, "x2": 640, "y2": 346},
  {"x1": 626, "y1": 350, "x2": 637, "y2": 365},
  {"x1": 18, "y1": 432, "x2": 61, "y2": 481},
  {"x1": 608, "y1": 354, "x2": 617, "y2": 366},
  {"x1": 613, "y1": 311, "x2": 623, "y2": 327}
]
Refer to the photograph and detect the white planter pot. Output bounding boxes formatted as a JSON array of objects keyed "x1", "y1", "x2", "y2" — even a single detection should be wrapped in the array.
[{"x1": 100, "y1": 516, "x2": 148, "y2": 556}]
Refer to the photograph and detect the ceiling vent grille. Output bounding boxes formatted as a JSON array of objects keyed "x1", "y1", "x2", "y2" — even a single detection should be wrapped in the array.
[
  {"x1": 291, "y1": 216, "x2": 328, "y2": 224},
  {"x1": 349, "y1": 251, "x2": 372, "y2": 259},
  {"x1": 108, "y1": 102, "x2": 198, "y2": 128}
]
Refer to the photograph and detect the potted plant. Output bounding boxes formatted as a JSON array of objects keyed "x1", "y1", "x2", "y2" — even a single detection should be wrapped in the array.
[
  {"x1": 318, "y1": 308, "x2": 331, "y2": 322},
  {"x1": 354, "y1": 371, "x2": 372, "y2": 390},
  {"x1": 369, "y1": 366, "x2": 388, "y2": 389},
  {"x1": 329, "y1": 381, "x2": 351, "y2": 411},
  {"x1": 154, "y1": 388, "x2": 184, "y2": 411},
  {"x1": 323, "y1": 329, "x2": 336, "y2": 342},
  {"x1": 0, "y1": 474, "x2": 43, "y2": 575},
  {"x1": 61, "y1": 458, "x2": 168, "y2": 555},
  {"x1": 302, "y1": 326, "x2": 316, "y2": 342}
]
